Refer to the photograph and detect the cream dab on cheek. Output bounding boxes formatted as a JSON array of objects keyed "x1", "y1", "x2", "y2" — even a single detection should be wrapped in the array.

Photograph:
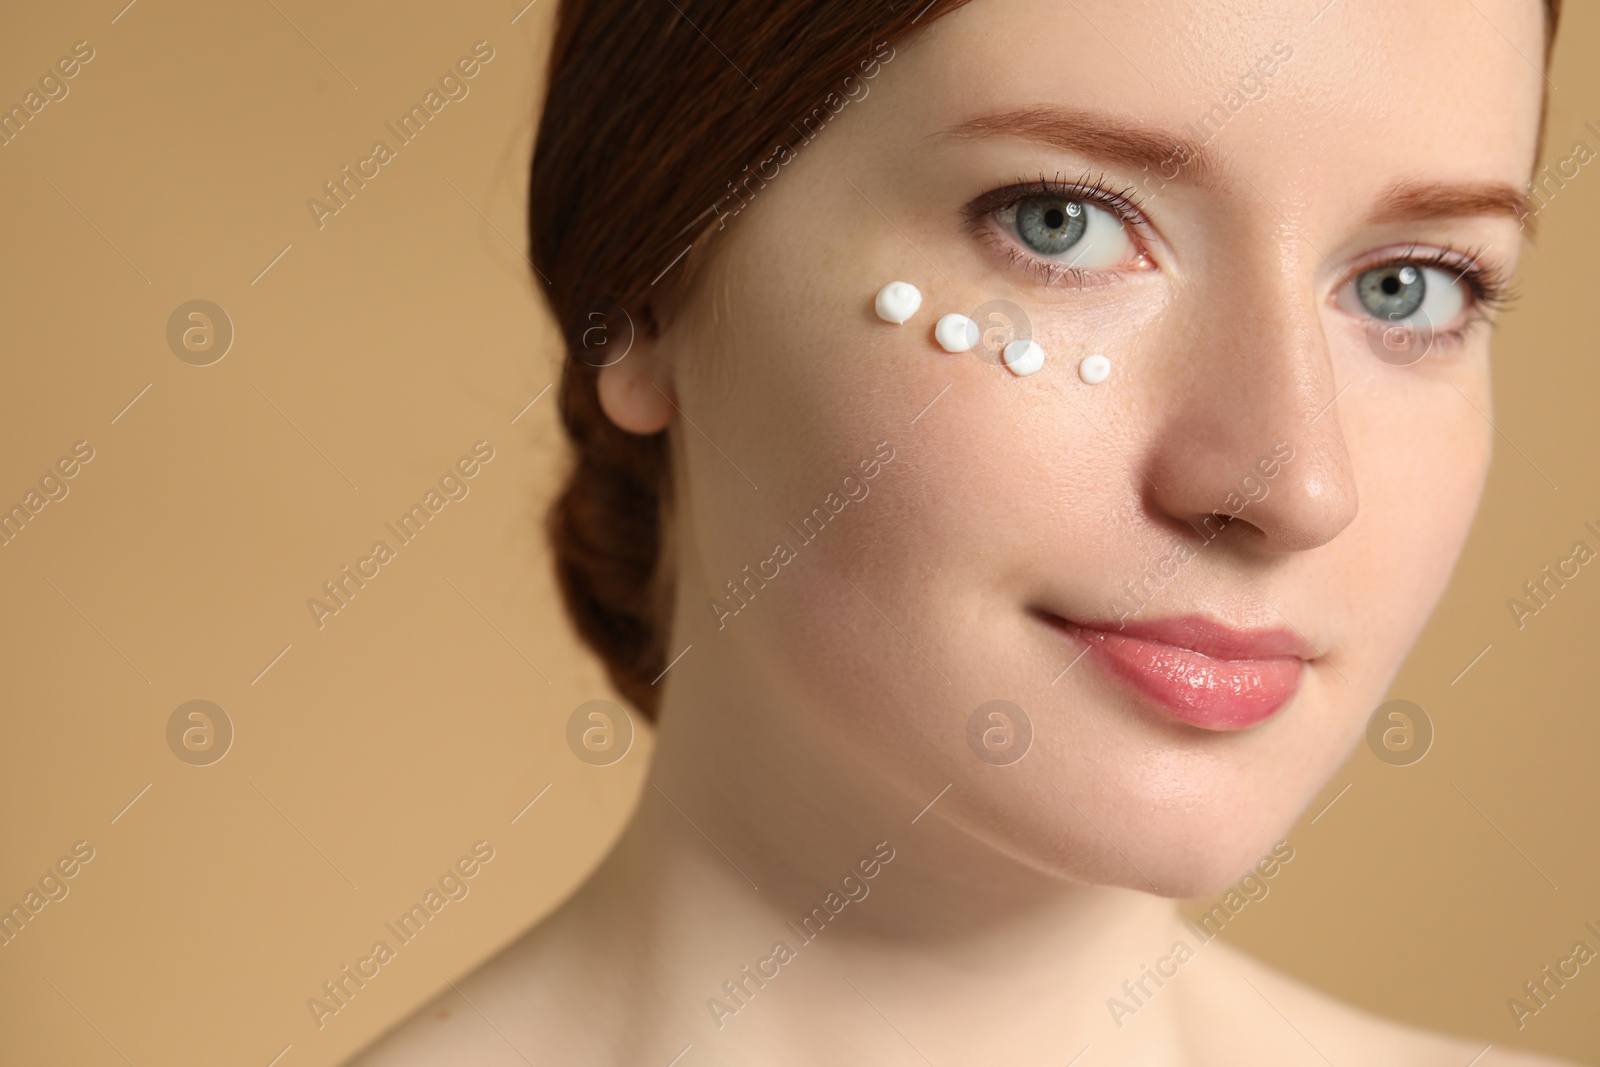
[
  {"x1": 870, "y1": 282, "x2": 1086, "y2": 384},
  {"x1": 1003, "y1": 338, "x2": 1045, "y2": 376},
  {"x1": 934, "y1": 313, "x2": 979, "y2": 353},
  {"x1": 874, "y1": 281, "x2": 922, "y2": 324},
  {"x1": 1078, "y1": 354, "x2": 1111, "y2": 384}
]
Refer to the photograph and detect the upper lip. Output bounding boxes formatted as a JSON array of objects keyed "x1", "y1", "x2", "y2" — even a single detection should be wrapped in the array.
[{"x1": 1041, "y1": 611, "x2": 1320, "y2": 661}]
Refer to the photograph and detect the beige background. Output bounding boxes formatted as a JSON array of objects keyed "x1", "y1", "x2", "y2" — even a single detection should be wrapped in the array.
[{"x1": 0, "y1": 1, "x2": 1595, "y2": 1063}]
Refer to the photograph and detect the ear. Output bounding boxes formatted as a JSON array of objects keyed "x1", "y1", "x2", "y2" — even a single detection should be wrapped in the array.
[{"x1": 596, "y1": 336, "x2": 676, "y2": 435}]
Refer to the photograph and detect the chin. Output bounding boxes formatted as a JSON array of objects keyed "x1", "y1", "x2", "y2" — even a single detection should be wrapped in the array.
[
  {"x1": 951, "y1": 778, "x2": 1315, "y2": 901},
  {"x1": 920, "y1": 666, "x2": 1367, "y2": 901},
  {"x1": 953, "y1": 784, "x2": 1315, "y2": 901}
]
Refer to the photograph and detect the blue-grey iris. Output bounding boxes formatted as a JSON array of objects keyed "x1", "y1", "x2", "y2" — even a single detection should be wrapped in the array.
[
  {"x1": 1356, "y1": 264, "x2": 1426, "y2": 321},
  {"x1": 1016, "y1": 197, "x2": 1086, "y2": 257}
]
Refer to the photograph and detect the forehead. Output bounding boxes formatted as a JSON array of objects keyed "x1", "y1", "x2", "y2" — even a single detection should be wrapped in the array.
[{"x1": 897, "y1": 0, "x2": 1546, "y2": 190}]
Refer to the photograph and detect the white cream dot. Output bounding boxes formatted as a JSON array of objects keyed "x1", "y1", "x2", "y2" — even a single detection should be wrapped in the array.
[
  {"x1": 934, "y1": 313, "x2": 979, "y2": 353},
  {"x1": 1002, "y1": 339, "x2": 1044, "y2": 376},
  {"x1": 874, "y1": 281, "x2": 922, "y2": 325},
  {"x1": 1078, "y1": 354, "x2": 1111, "y2": 384}
]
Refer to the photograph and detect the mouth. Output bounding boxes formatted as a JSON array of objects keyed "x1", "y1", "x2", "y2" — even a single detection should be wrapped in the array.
[{"x1": 1036, "y1": 610, "x2": 1316, "y2": 731}]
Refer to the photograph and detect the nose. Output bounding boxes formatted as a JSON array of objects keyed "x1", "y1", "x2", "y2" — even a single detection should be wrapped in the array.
[{"x1": 1142, "y1": 255, "x2": 1360, "y2": 555}]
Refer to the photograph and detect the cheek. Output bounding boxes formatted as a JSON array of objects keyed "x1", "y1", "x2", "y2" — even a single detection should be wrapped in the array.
[
  {"x1": 670, "y1": 205, "x2": 987, "y2": 639},
  {"x1": 1336, "y1": 373, "x2": 1493, "y2": 668},
  {"x1": 1244, "y1": 384, "x2": 1493, "y2": 840},
  {"x1": 667, "y1": 242, "x2": 1024, "y2": 757}
]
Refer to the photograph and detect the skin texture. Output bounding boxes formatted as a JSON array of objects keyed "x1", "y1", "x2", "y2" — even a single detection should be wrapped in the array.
[{"x1": 348, "y1": 0, "x2": 1575, "y2": 1063}]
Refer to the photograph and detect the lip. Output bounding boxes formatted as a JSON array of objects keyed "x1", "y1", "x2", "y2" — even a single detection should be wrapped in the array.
[{"x1": 1039, "y1": 611, "x2": 1315, "y2": 731}]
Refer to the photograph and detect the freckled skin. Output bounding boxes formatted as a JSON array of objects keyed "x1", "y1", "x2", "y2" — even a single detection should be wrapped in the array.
[{"x1": 344, "y1": 2, "x2": 1574, "y2": 1064}]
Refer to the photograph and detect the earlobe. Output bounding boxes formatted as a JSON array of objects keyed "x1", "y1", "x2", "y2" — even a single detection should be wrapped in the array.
[{"x1": 596, "y1": 344, "x2": 676, "y2": 435}]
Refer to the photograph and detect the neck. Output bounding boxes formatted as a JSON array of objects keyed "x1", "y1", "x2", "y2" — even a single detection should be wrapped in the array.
[{"x1": 535, "y1": 628, "x2": 1200, "y2": 1063}]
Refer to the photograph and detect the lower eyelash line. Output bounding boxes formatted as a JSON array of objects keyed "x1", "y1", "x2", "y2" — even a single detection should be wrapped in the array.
[{"x1": 982, "y1": 232, "x2": 1120, "y2": 289}]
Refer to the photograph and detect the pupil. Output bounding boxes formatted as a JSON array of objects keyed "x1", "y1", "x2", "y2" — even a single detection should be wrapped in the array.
[
  {"x1": 1382, "y1": 275, "x2": 1401, "y2": 295},
  {"x1": 1016, "y1": 197, "x2": 1087, "y2": 256}
]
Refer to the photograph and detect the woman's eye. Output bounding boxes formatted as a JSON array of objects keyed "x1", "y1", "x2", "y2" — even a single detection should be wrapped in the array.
[
  {"x1": 1002, "y1": 194, "x2": 1137, "y2": 271},
  {"x1": 1344, "y1": 262, "x2": 1467, "y2": 331}
]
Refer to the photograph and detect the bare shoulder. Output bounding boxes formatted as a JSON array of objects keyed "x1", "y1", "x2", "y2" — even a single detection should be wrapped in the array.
[
  {"x1": 338, "y1": 923, "x2": 580, "y2": 1067},
  {"x1": 1193, "y1": 939, "x2": 1585, "y2": 1067},
  {"x1": 338, "y1": 980, "x2": 488, "y2": 1067}
]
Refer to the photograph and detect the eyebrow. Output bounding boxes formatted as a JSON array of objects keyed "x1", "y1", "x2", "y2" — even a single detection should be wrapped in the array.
[
  {"x1": 944, "y1": 107, "x2": 1216, "y2": 185},
  {"x1": 945, "y1": 108, "x2": 1535, "y2": 236},
  {"x1": 1366, "y1": 179, "x2": 1535, "y2": 235}
]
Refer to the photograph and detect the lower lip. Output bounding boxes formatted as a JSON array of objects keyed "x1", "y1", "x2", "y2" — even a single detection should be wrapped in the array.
[{"x1": 1049, "y1": 618, "x2": 1304, "y2": 731}]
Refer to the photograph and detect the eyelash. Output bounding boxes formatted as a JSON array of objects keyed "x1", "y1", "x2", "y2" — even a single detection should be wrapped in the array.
[
  {"x1": 1344, "y1": 243, "x2": 1515, "y2": 349},
  {"x1": 962, "y1": 173, "x2": 1518, "y2": 344},
  {"x1": 961, "y1": 170, "x2": 1153, "y2": 289}
]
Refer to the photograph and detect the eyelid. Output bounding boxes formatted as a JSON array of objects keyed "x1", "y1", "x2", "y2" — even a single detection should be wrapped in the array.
[
  {"x1": 1330, "y1": 242, "x2": 1515, "y2": 354},
  {"x1": 963, "y1": 172, "x2": 1158, "y2": 284},
  {"x1": 1337, "y1": 242, "x2": 1513, "y2": 315},
  {"x1": 962, "y1": 171, "x2": 1157, "y2": 243}
]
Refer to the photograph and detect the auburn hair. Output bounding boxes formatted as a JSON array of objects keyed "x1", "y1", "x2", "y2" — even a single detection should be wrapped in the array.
[{"x1": 529, "y1": 0, "x2": 1562, "y2": 722}]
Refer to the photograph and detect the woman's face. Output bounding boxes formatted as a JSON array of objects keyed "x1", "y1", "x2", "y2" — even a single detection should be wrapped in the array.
[{"x1": 626, "y1": 0, "x2": 1544, "y2": 896}]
